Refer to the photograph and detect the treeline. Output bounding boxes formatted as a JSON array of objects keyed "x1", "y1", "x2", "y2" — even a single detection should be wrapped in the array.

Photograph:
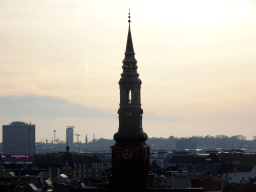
[{"x1": 88, "y1": 135, "x2": 256, "y2": 150}]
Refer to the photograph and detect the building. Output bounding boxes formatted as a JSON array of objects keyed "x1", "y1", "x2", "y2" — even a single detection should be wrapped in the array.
[
  {"x1": 2, "y1": 121, "x2": 35, "y2": 154},
  {"x1": 66, "y1": 127, "x2": 74, "y2": 150},
  {"x1": 176, "y1": 137, "x2": 197, "y2": 150},
  {"x1": 217, "y1": 164, "x2": 256, "y2": 184},
  {"x1": 109, "y1": 12, "x2": 152, "y2": 190},
  {"x1": 73, "y1": 155, "x2": 106, "y2": 180}
]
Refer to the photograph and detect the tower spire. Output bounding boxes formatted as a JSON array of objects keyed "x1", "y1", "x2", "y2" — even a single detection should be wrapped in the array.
[
  {"x1": 110, "y1": 11, "x2": 152, "y2": 190},
  {"x1": 123, "y1": 9, "x2": 137, "y2": 66},
  {"x1": 113, "y1": 11, "x2": 148, "y2": 145}
]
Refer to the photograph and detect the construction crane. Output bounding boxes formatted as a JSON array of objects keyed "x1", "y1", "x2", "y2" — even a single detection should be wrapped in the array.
[
  {"x1": 53, "y1": 130, "x2": 56, "y2": 144},
  {"x1": 74, "y1": 134, "x2": 80, "y2": 143}
]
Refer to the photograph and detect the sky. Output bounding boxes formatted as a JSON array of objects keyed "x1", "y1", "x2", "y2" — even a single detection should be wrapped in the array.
[{"x1": 1, "y1": 0, "x2": 256, "y2": 142}]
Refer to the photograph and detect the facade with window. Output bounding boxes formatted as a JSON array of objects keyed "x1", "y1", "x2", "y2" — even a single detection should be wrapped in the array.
[{"x1": 73, "y1": 155, "x2": 106, "y2": 179}]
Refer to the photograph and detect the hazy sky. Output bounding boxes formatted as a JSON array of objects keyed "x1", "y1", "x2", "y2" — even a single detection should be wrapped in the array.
[{"x1": 1, "y1": 0, "x2": 256, "y2": 142}]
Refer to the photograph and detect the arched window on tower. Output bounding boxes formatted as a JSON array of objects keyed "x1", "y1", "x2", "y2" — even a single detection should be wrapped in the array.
[
  {"x1": 129, "y1": 90, "x2": 132, "y2": 103},
  {"x1": 126, "y1": 89, "x2": 132, "y2": 103}
]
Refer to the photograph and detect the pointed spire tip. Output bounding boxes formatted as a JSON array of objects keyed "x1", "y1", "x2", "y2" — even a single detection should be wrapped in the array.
[{"x1": 128, "y1": 8, "x2": 131, "y2": 31}]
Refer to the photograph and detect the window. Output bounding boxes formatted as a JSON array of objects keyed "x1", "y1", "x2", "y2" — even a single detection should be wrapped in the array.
[
  {"x1": 83, "y1": 163, "x2": 86, "y2": 167},
  {"x1": 126, "y1": 89, "x2": 132, "y2": 103},
  {"x1": 88, "y1": 169, "x2": 91, "y2": 172},
  {"x1": 128, "y1": 90, "x2": 131, "y2": 103},
  {"x1": 95, "y1": 169, "x2": 98, "y2": 172},
  {"x1": 74, "y1": 163, "x2": 77, "y2": 167},
  {"x1": 79, "y1": 163, "x2": 81, "y2": 167}
]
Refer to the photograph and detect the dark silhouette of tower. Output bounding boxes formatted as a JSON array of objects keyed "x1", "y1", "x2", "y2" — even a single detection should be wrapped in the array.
[
  {"x1": 110, "y1": 11, "x2": 152, "y2": 190},
  {"x1": 64, "y1": 143, "x2": 74, "y2": 169}
]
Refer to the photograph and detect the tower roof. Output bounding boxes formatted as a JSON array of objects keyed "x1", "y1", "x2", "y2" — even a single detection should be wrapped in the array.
[{"x1": 123, "y1": 10, "x2": 137, "y2": 65}]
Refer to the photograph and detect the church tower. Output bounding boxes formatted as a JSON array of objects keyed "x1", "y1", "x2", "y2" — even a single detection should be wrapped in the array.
[{"x1": 110, "y1": 12, "x2": 152, "y2": 189}]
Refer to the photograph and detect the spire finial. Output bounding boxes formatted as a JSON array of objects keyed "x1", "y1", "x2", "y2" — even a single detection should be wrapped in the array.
[{"x1": 128, "y1": 8, "x2": 131, "y2": 31}]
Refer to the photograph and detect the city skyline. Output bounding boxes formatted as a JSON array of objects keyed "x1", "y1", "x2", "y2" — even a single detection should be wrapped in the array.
[{"x1": 1, "y1": 0, "x2": 256, "y2": 142}]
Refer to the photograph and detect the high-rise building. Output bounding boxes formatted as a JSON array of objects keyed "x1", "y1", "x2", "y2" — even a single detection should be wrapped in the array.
[
  {"x1": 66, "y1": 127, "x2": 74, "y2": 149},
  {"x1": 2, "y1": 121, "x2": 35, "y2": 154},
  {"x1": 110, "y1": 12, "x2": 152, "y2": 189}
]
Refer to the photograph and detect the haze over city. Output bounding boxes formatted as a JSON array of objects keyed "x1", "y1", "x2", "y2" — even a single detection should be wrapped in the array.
[{"x1": 1, "y1": 0, "x2": 256, "y2": 142}]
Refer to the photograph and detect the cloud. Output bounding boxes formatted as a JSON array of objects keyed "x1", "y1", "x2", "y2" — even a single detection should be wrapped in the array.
[
  {"x1": 0, "y1": 95, "x2": 115, "y2": 119},
  {"x1": 0, "y1": 95, "x2": 178, "y2": 122}
]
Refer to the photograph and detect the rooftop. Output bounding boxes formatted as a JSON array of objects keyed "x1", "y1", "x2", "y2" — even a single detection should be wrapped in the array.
[{"x1": 10, "y1": 121, "x2": 27, "y2": 125}]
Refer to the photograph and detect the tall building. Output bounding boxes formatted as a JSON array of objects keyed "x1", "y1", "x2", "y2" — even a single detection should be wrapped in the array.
[
  {"x1": 66, "y1": 127, "x2": 74, "y2": 149},
  {"x1": 110, "y1": 12, "x2": 152, "y2": 189},
  {"x1": 2, "y1": 121, "x2": 35, "y2": 154}
]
